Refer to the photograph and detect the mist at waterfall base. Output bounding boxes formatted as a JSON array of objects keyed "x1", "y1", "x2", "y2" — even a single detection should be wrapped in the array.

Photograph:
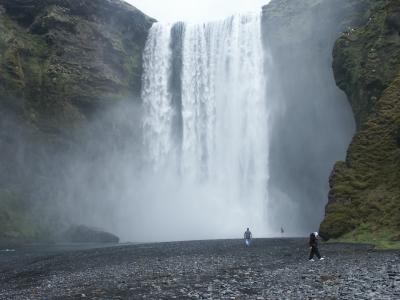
[
  {"x1": 51, "y1": 4, "x2": 356, "y2": 243},
  {"x1": 64, "y1": 14, "x2": 270, "y2": 242},
  {"x1": 139, "y1": 14, "x2": 269, "y2": 241}
]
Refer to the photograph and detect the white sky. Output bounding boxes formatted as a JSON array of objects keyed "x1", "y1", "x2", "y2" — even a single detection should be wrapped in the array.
[{"x1": 125, "y1": 0, "x2": 271, "y2": 23}]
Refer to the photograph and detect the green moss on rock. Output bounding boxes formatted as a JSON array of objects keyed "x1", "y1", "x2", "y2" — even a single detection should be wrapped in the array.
[
  {"x1": 0, "y1": 188, "x2": 38, "y2": 239},
  {"x1": 329, "y1": 223, "x2": 400, "y2": 250},
  {"x1": 0, "y1": 0, "x2": 154, "y2": 241},
  {"x1": 321, "y1": 18, "x2": 400, "y2": 243}
]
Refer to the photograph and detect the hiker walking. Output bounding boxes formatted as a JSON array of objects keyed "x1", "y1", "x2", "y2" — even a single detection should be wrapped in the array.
[
  {"x1": 309, "y1": 232, "x2": 324, "y2": 261},
  {"x1": 244, "y1": 228, "x2": 252, "y2": 247}
]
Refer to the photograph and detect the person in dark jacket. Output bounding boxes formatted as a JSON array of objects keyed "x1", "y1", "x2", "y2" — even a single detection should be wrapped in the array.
[
  {"x1": 244, "y1": 228, "x2": 252, "y2": 247},
  {"x1": 309, "y1": 232, "x2": 324, "y2": 261}
]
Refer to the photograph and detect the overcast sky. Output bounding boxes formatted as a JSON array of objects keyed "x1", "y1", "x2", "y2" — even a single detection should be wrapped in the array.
[{"x1": 125, "y1": 0, "x2": 270, "y2": 23}]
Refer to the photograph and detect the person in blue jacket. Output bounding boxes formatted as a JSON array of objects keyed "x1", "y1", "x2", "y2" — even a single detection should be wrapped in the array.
[{"x1": 244, "y1": 228, "x2": 252, "y2": 247}]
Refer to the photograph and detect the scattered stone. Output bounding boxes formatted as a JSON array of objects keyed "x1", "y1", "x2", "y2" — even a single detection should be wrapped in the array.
[{"x1": 0, "y1": 239, "x2": 398, "y2": 299}]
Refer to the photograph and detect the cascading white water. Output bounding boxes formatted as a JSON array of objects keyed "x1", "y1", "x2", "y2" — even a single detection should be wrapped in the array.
[
  {"x1": 142, "y1": 23, "x2": 174, "y2": 168},
  {"x1": 141, "y1": 12, "x2": 271, "y2": 238}
]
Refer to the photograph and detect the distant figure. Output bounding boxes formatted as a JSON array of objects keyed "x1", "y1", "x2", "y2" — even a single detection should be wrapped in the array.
[
  {"x1": 309, "y1": 232, "x2": 324, "y2": 261},
  {"x1": 280, "y1": 226, "x2": 284, "y2": 236},
  {"x1": 244, "y1": 228, "x2": 252, "y2": 247}
]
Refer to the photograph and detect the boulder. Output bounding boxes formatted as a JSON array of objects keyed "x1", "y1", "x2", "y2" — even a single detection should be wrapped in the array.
[{"x1": 62, "y1": 225, "x2": 119, "y2": 243}]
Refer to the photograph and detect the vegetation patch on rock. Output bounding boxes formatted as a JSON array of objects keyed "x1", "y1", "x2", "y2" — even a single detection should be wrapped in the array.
[
  {"x1": 0, "y1": 0, "x2": 154, "y2": 241},
  {"x1": 320, "y1": 0, "x2": 400, "y2": 246}
]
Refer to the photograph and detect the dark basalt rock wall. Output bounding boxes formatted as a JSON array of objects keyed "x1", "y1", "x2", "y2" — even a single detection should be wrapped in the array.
[
  {"x1": 320, "y1": 0, "x2": 400, "y2": 243},
  {"x1": 0, "y1": 0, "x2": 154, "y2": 240}
]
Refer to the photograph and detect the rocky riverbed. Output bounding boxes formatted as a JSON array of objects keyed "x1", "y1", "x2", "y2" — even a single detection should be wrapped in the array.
[{"x1": 0, "y1": 239, "x2": 399, "y2": 299}]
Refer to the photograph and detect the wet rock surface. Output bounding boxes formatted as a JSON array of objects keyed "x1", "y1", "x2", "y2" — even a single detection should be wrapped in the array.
[{"x1": 0, "y1": 238, "x2": 399, "y2": 299}]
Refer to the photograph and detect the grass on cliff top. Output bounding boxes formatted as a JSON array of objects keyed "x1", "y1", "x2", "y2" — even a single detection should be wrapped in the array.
[{"x1": 328, "y1": 223, "x2": 400, "y2": 250}]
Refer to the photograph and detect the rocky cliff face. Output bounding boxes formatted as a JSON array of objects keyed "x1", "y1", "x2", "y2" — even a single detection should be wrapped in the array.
[
  {"x1": 320, "y1": 0, "x2": 400, "y2": 246},
  {"x1": 261, "y1": 0, "x2": 373, "y2": 233},
  {"x1": 1, "y1": 0, "x2": 398, "y2": 244},
  {"x1": 0, "y1": 0, "x2": 153, "y2": 240},
  {"x1": 0, "y1": 0, "x2": 153, "y2": 124}
]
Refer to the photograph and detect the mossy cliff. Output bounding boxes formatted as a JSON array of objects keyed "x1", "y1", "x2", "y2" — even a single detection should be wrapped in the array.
[
  {"x1": 0, "y1": 0, "x2": 153, "y2": 241},
  {"x1": 0, "y1": 0, "x2": 153, "y2": 123},
  {"x1": 262, "y1": 0, "x2": 375, "y2": 232},
  {"x1": 320, "y1": 0, "x2": 400, "y2": 246}
]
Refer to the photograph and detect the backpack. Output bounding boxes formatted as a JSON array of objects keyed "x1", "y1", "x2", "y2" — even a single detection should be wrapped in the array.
[{"x1": 309, "y1": 233, "x2": 316, "y2": 247}]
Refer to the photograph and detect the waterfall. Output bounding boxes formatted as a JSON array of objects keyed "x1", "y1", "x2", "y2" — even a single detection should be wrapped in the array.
[
  {"x1": 142, "y1": 23, "x2": 174, "y2": 168},
  {"x1": 141, "y1": 12, "x2": 270, "y2": 238}
]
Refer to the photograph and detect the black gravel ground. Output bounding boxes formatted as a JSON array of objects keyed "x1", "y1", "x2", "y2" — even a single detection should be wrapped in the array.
[{"x1": 0, "y1": 238, "x2": 399, "y2": 299}]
